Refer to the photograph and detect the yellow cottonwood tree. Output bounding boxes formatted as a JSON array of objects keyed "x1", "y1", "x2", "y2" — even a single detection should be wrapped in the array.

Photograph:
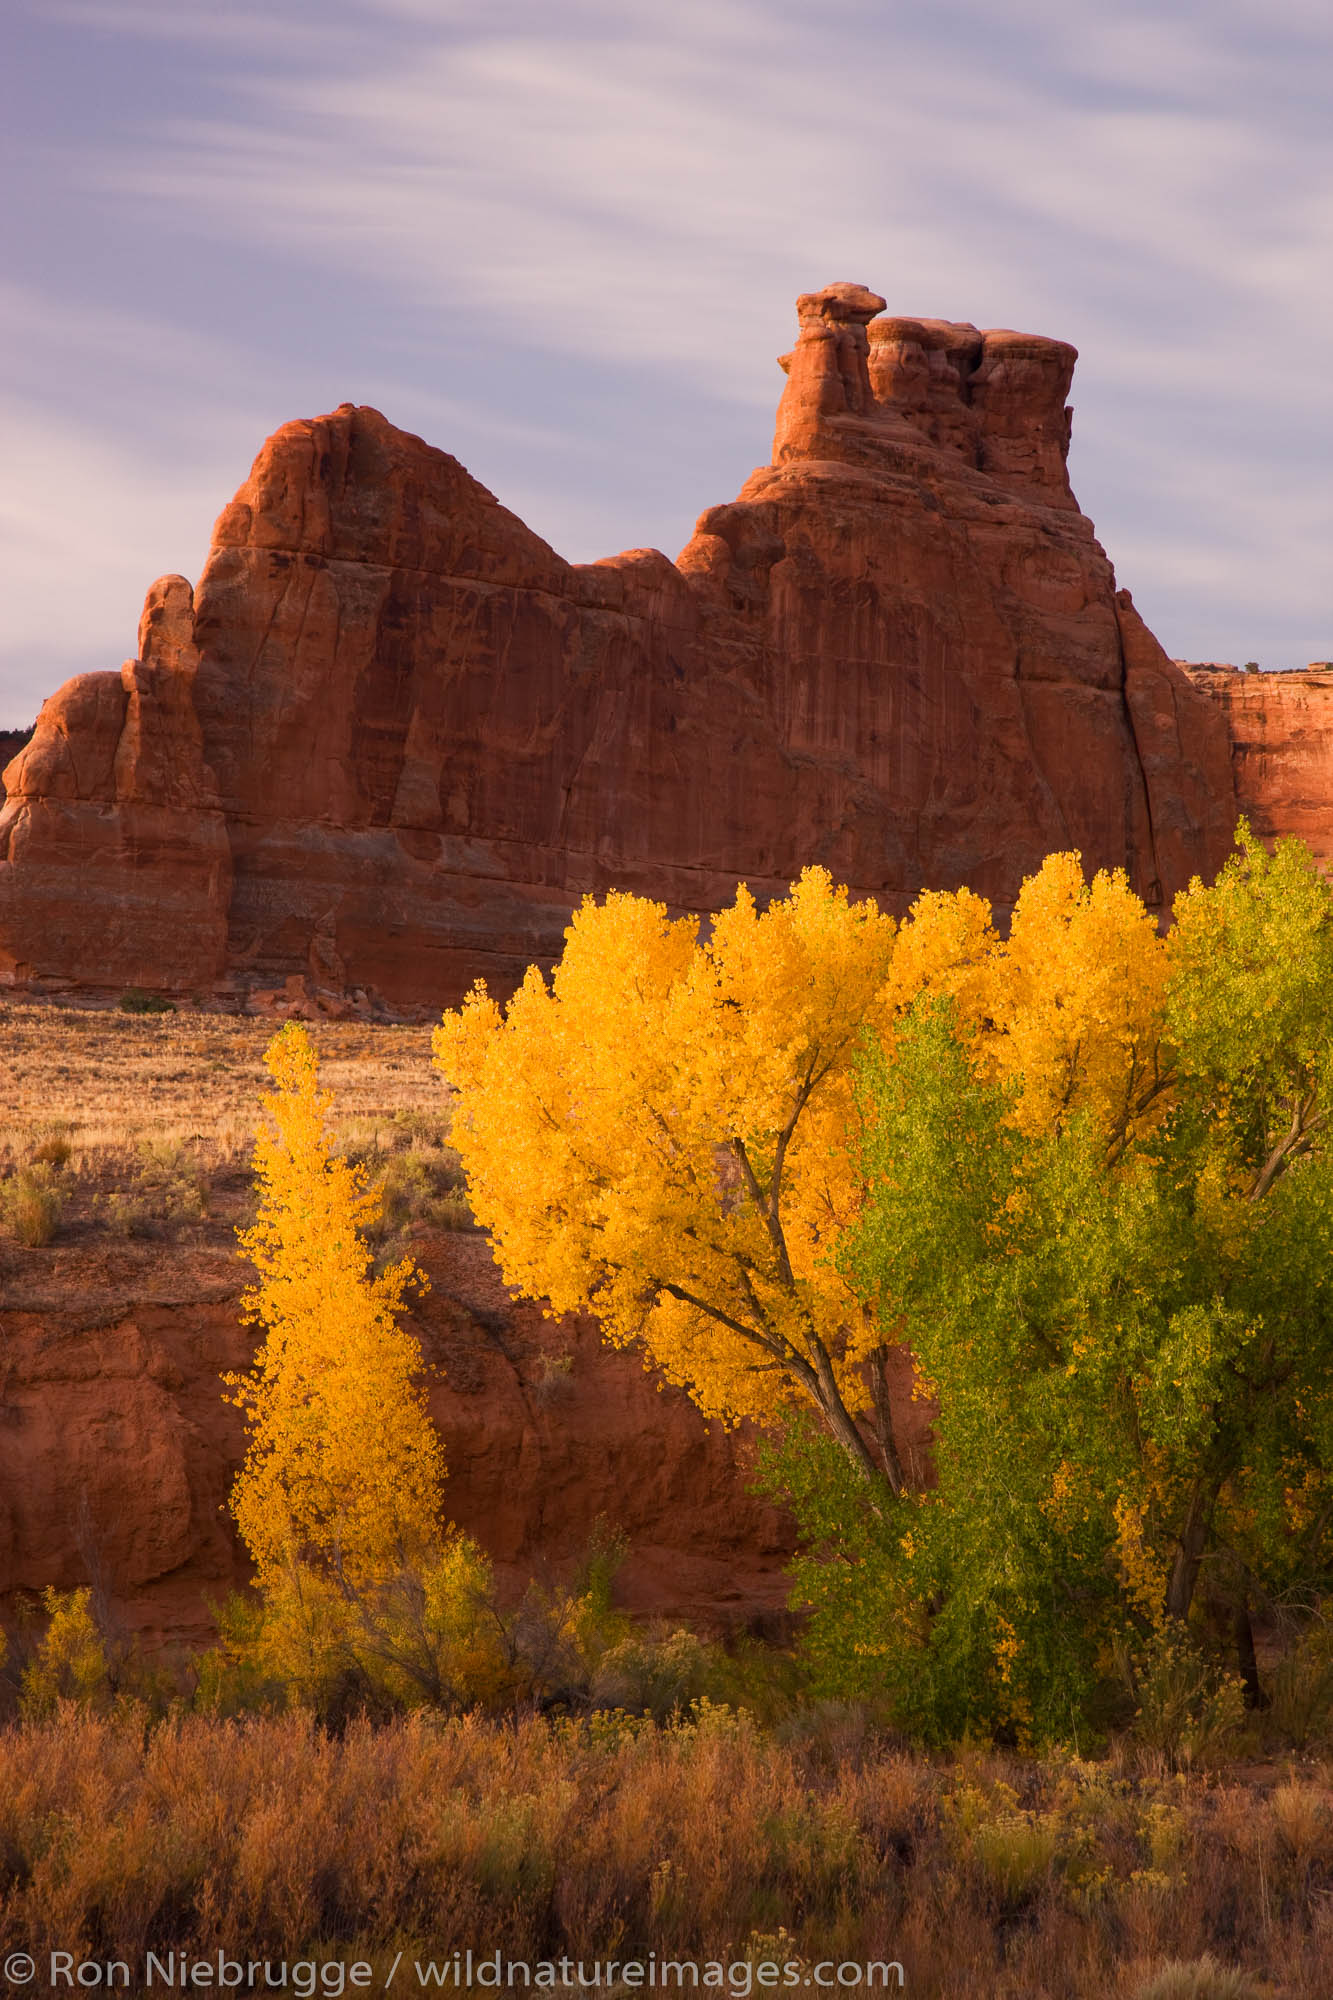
[
  {"x1": 887, "y1": 853, "x2": 1171, "y2": 1156},
  {"x1": 435, "y1": 854, "x2": 1174, "y2": 1503},
  {"x1": 230, "y1": 1024, "x2": 445, "y2": 1593},
  {"x1": 435, "y1": 870, "x2": 905, "y2": 1487},
  {"x1": 987, "y1": 852, "x2": 1171, "y2": 1151}
]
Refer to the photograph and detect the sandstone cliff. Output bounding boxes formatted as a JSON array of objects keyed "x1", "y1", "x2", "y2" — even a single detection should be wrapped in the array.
[
  {"x1": 1177, "y1": 664, "x2": 1333, "y2": 867},
  {"x1": 0, "y1": 283, "x2": 1261, "y2": 1013}
]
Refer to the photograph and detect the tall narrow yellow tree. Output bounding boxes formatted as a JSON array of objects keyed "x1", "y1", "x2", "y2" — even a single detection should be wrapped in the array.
[{"x1": 231, "y1": 1023, "x2": 445, "y2": 1589}]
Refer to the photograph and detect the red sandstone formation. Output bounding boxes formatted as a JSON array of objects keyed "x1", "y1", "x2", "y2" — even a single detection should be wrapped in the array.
[
  {"x1": 0, "y1": 1231, "x2": 799, "y2": 1649},
  {"x1": 1176, "y1": 664, "x2": 1333, "y2": 867},
  {"x1": 0, "y1": 282, "x2": 1273, "y2": 1014}
]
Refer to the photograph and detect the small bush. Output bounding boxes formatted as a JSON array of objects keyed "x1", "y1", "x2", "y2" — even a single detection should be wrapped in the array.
[
  {"x1": 119, "y1": 988, "x2": 177, "y2": 1013},
  {"x1": 96, "y1": 1141, "x2": 209, "y2": 1238},
  {"x1": 1130, "y1": 1956, "x2": 1263, "y2": 2000},
  {"x1": 1270, "y1": 1779, "x2": 1329, "y2": 1860},
  {"x1": 590, "y1": 1626, "x2": 715, "y2": 1721},
  {"x1": 1127, "y1": 1628, "x2": 1246, "y2": 1770},
  {"x1": 28, "y1": 1122, "x2": 72, "y2": 1167},
  {"x1": 1268, "y1": 1610, "x2": 1333, "y2": 1748},
  {"x1": 968, "y1": 1810, "x2": 1061, "y2": 1908},
  {"x1": 1, "y1": 1163, "x2": 62, "y2": 1246},
  {"x1": 366, "y1": 1146, "x2": 476, "y2": 1241},
  {"x1": 19, "y1": 1588, "x2": 111, "y2": 1718}
]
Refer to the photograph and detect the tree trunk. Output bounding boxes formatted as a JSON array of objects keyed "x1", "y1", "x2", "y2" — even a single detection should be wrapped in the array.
[
  {"x1": 867, "y1": 1349, "x2": 906, "y2": 1496},
  {"x1": 810, "y1": 1348, "x2": 895, "y2": 1502},
  {"x1": 1234, "y1": 1602, "x2": 1265, "y2": 1709},
  {"x1": 1164, "y1": 1477, "x2": 1220, "y2": 1623}
]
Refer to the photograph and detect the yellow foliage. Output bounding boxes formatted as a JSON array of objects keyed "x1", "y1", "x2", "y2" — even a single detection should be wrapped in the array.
[
  {"x1": 1113, "y1": 1494, "x2": 1170, "y2": 1631},
  {"x1": 882, "y1": 883, "x2": 998, "y2": 1026},
  {"x1": 435, "y1": 870, "x2": 898, "y2": 1470},
  {"x1": 983, "y1": 854, "x2": 1170, "y2": 1147},
  {"x1": 220, "y1": 1531, "x2": 509, "y2": 1714},
  {"x1": 20, "y1": 1587, "x2": 110, "y2": 1718},
  {"x1": 886, "y1": 852, "x2": 1171, "y2": 1151},
  {"x1": 436, "y1": 857, "x2": 1175, "y2": 1487},
  {"x1": 229, "y1": 1025, "x2": 445, "y2": 1595}
]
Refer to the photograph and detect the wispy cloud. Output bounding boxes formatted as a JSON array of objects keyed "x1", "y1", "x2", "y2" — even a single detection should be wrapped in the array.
[{"x1": 3, "y1": 0, "x2": 1328, "y2": 724}]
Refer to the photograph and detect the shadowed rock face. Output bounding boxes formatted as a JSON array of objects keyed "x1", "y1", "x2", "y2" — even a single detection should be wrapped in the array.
[
  {"x1": 0, "y1": 1232, "x2": 804, "y2": 1648},
  {"x1": 0, "y1": 281, "x2": 1300, "y2": 1015}
]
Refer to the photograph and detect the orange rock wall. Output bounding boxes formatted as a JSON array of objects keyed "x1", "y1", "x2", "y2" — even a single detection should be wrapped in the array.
[
  {"x1": 0, "y1": 1233, "x2": 798, "y2": 1649},
  {"x1": 1179, "y1": 667, "x2": 1333, "y2": 866}
]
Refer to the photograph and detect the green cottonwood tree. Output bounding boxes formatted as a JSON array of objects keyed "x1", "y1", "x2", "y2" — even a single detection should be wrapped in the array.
[{"x1": 799, "y1": 830, "x2": 1333, "y2": 1739}]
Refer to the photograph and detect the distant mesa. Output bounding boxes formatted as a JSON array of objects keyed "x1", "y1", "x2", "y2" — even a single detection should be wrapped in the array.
[{"x1": 2, "y1": 282, "x2": 1329, "y2": 1015}]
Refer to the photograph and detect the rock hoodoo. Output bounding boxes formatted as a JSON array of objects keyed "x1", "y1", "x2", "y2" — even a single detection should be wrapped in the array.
[{"x1": 1, "y1": 283, "x2": 1323, "y2": 1012}]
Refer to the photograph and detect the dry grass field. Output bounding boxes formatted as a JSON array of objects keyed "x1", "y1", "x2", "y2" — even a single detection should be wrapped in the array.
[
  {"x1": 0, "y1": 999, "x2": 442, "y2": 1157},
  {"x1": 0, "y1": 999, "x2": 462, "y2": 1257},
  {"x1": 1, "y1": 1706, "x2": 1331, "y2": 1998}
]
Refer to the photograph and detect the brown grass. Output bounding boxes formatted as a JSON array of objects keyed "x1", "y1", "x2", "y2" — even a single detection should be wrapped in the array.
[
  {"x1": 0, "y1": 1000, "x2": 459, "y2": 1251},
  {"x1": 0, "y1": 1709, "x2": 1329, "y2": 1996}
]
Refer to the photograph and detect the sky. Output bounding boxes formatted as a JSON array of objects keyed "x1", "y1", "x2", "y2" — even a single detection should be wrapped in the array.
[{"x1": 2, "y1": 0, "x2": 1329, "y2": 727}]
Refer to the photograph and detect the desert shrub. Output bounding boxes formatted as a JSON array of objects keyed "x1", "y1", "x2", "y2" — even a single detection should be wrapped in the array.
[
  {"x1": 1125, "y1": 1629, "x2": 1246, "y2": 1771},
  {"x1": 1267, "y1": 1608, "x2": 1333, "y2": 1748},
  {"x1": 119, "y1": 988, "x2": 177, "y2": 1013},
  {"x1": 28, "y1": 1122, "x2": 72, "y2": 1167},
  {"x1": 968, "y1": 1809, "x2": 1062, "y2": 1908},
  {"x1": 199, "y1": 1533, "x2": 514, "y2": 1722},
  {"x1": 0, "y1": 1711, "x2": 1324, "y2": 1986},
  {"x1": 590, "y1": 1626, "x2": 714, "y2": 1721},
  {"x1": 1269, "y1": 1779, "x2": 1329, "y2": 1861},
  {"x1": 368, "y1": 1145, "x2": 475, "y2": 1240},
  {"x1": 432, "y1": 1185, "x2": 478, "y2": 1230},
  {"x1": 1130, "y1": 1957, "x2": 1263, "y2": 2000},
  {"x1": 945, "y1": 1773, "x2": 1067, "y2": 1910},
  {"x1": 532, "y1": 1350, "x2": 575, "y2": 1401},
  {"x1": 198, "y1": 1526, "x2": 656, "y2": 1724},
  {"x1": 19, "y1": 1588, "x2": 111, "y2": 1718},
  {"x1": 95, "y1": 1140, "x2": 209, "y2": 1237},
  {"x1": 1, "y1": 1162, "x2": 62, "y2": 1246},
  {"x1": 390, "y1": 1105, "x2": 455, "y2": 1148}
]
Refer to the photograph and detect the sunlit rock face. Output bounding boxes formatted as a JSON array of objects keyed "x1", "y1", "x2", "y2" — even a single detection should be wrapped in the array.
[
  {"x1": 1172, "y1": 664, "x2": 1333, "y2": 870},
  {"x1": 0, "y1": 282, "x2": 1288, "y2": 1014}
]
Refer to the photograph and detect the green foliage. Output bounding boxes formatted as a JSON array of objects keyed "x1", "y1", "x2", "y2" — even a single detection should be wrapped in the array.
[
  {"x1": 118, "y1": 988, "x2": 177, "y2": 1013},
  {"x1": 779, "y1": 829, "x2": 1333, "y2": 1742},
  {"x1": 19, "y1": 1588, "x2": 111, "y2": 1718}
]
